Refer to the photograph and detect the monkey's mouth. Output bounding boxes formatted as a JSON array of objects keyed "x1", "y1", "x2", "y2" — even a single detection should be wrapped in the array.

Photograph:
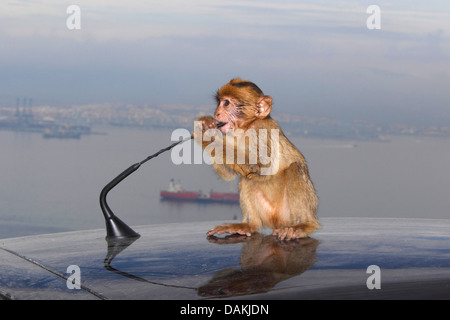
[
  {"x1": 216, "y1": 121, "x2": 227, "y2": 129},
  {"x1": 216, "y1": 120, "x2": 231, "y2": 133}
]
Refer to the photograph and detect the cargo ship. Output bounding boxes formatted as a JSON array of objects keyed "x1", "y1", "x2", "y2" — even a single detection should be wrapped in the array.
[{"x1": 160, "y1": 179, "x2": 239, "y2": 204}]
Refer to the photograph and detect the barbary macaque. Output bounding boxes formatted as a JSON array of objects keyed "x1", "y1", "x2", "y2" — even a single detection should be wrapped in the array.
[{"x1": 193, "y1": 78, "x2": 319, "y2": 240}]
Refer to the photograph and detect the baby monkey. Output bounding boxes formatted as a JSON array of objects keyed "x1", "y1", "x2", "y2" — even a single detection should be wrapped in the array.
[{"x1": 194, "y1": 78, "x2": 319, "y2": 240}]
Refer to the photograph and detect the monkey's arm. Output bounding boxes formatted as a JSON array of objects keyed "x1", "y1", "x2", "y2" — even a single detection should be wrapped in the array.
[
  {"x1": 194, "y1": 116, "x2": 257, "y2": 179},
  {"x1": 215, "y1": 135, "x2": 262, "y2": 179}
]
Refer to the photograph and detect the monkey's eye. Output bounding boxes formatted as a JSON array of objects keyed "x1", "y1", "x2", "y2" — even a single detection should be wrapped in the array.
[{"x1": 223, "y1": 100, "x2": 230, "y2": 107}]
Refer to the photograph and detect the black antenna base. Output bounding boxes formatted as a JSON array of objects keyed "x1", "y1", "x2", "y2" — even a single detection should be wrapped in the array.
[{"x1": 105, "y1": 215, "x2": 140, "y2": 240}]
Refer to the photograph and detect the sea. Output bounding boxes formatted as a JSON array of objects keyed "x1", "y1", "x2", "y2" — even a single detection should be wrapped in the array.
[{"x1": 1, "y1": 125, "x2": 449, "y2": 239}]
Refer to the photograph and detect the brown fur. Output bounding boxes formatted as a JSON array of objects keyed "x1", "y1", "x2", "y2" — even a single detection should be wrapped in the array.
[{"x1": 194, "y1": 78, "x2": 319, "y2": 240}]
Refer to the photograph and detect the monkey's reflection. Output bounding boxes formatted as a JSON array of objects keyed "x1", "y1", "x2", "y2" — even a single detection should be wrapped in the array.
[{"x1": 198, "y1": 234, "x2": 319, "y2": 298}]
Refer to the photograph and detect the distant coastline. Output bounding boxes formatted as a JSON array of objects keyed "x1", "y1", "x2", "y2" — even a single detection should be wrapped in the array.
[{"x1": 1, "y1": 103, "x2": 449, "y2": 142}]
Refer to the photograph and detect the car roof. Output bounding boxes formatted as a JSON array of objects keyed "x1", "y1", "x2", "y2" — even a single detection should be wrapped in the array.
[{"x1": 1, "y1": 217, "x2": 449, "y2": 300}]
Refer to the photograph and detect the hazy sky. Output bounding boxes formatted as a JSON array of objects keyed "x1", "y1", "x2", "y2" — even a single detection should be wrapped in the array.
[{"x1": 1, "y1": 0, "x2": 449, "y2": 124}]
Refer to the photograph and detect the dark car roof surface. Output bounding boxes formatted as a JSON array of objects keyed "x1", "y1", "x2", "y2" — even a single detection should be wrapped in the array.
[{"x1": 1, "y1": 217, "x2": 449, "y2": 300}]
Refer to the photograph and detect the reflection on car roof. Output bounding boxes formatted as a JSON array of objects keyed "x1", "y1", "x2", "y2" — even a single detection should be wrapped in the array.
[{"x1": 1, "y1": 217, "x2": 450, "y2": 300}]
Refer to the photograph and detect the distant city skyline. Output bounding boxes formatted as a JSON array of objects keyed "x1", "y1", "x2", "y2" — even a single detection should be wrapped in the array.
[
  {"x1": 2, "y1": 102, "x2": 449, "y2": 142},
  {"x1": 1, "y1": 1, "x2": 449, "y2": 126}
]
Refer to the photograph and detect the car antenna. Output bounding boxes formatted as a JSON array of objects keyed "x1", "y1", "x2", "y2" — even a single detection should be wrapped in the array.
[{"x1": 99, "y1": 122, "x2": 227, "y2": 239}]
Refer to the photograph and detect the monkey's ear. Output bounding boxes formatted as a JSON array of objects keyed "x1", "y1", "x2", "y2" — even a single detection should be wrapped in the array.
[{"x1": 256, "y1": 96, "x2": 272, "y2": 119}]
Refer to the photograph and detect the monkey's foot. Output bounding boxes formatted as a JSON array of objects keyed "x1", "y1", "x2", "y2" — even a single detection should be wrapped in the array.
[
  {"x1": 207, "y1": 223, "x2": 254, "y2": 237},
  {"x1": 272, "y1": 227, "x2": 308, "y2": 241}
]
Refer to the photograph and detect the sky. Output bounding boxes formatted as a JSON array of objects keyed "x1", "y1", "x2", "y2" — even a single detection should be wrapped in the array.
[{"x1": 0, "y1": 0, "x2": 449, "y2": 125}]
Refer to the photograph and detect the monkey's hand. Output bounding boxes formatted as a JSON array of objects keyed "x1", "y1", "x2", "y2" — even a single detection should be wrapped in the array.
[
  {"x1": 207, "y1": 223, "x2": 254, "y2": 237},
  {"x1": 231, "y1": 163, "x2": 260, "y2": 179},
  {"x1": 245, "y1": 164, "x2": 260, "y2": 179},
  {"x1": 193, "y1": 116, "x2": 219, "y2": 144},
  {"x1": 196, "y1": 116, "x2": 217, "y2": 131}
]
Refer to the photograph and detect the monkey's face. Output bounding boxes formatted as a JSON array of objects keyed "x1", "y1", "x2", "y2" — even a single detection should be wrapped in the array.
[
  {"x1": 214, "y1": 79, "x2": 273, "y2": 133},
  {"x1": 214, "y1": 95, "x2": 272, "y2": 134},
  {"x1": 214, "y1": 96, "x2": 246, "y2": 134}
]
